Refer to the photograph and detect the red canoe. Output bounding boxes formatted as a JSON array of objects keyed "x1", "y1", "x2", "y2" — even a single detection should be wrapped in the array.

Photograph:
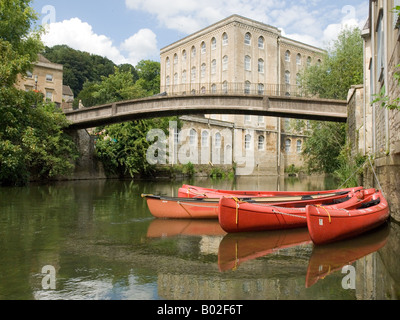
[
  {"x1": 143, "y1": 190, "x2": 358, "y2": 220},
  {"x1": 218, "y1": 228, "x2": 311, "y2": 272},
  {"x1": 178, "y1": 184, "x2": 363, "y2": 199},
  {"x1": 218, "y1": 188, "x2": 377, "y2": 233},
  {"x1": 305, "y1": 224, "x2": 389, "y2": 287},
  {"x1": 306, "y1": 190, "x2": 390, "y2": 245}
]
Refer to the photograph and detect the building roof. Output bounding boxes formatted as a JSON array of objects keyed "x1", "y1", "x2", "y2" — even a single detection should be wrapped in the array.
[
  {"x1": 160, "y1": 14, "x2": 325, "y2": 54},
  {"x1": 63, "y1": 85, "x2": 74, "y2": 97}
]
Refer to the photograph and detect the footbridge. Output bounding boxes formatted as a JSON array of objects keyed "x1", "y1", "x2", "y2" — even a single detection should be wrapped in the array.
[{"x1": 64, "y1": 93, "x2": 348, "y2": 130}]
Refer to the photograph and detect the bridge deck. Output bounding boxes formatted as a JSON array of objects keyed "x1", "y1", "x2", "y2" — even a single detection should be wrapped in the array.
[{"x1": 64, "y1": 94, "x2": 348, "y2": 129}]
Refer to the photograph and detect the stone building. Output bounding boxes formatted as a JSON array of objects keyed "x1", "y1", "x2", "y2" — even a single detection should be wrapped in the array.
[
  {"x1": 349, "y1": 0, "x2": 400, "y2": 222},
  {"x1": 160, "y1": 15, "x2": 325, "y2": 175},
  {"x1": 15, "y1": 54, "x2": 72, "y2": 109}
]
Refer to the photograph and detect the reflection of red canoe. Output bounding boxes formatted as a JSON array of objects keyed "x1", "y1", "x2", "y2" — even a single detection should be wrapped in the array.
[
  {"x1": 179, "y1": 184, "x2": 363, "y2": 199},
  {"x1": 143, "y1": 190, "x2": 357, "y2": 220},
  {"x1": 305, "y1": 223, "x2": 389, "y2": 288},
  {"x1": 219, "y1": 189, "x2": 377, "y2": 233},
  {"x1": 218, "y1": 228, "x2": 311, "y2": 272},
  {"x1": 147, "y1": 219, "x2": 226, "y2": 238},
  {"x1": 306, "y1": 190, "x2": 390, "y2": 245}
]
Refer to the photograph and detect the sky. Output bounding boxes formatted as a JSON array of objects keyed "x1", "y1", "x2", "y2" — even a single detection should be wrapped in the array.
[{"x1": 31, "y1": 0, "x2": 370, "y2": 67}]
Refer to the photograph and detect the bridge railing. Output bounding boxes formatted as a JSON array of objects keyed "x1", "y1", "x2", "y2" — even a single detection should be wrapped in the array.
[{"x1": 160, "y1": 83, "x2": 318, "y2": 98}]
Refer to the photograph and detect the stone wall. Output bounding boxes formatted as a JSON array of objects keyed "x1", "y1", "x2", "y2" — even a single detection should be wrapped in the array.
[{"x1": 347, "y1": 85, "x2": 400, "y2": 222}]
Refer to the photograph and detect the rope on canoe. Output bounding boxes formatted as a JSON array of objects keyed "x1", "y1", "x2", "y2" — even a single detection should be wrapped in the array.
[
  {"x1": 315, "y1": 205, "x2": 332, "y2": 223},
  {"x1": 177, "y1": 202, "x2": 219, "y2": 209},
  {"x1": 338, "y1": 154, "x2": 386, "y2": 199},
  {"x1": 368, "y1": 155, "x2": 386, "y2": 199},
  {"x1": 271, "y1": 209, "x2": 307, "y2": 219}
]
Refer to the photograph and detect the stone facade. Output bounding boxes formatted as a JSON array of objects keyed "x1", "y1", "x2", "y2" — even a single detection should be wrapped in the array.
[
  {"x1": 160, "y1": 15, "x2": 325, "y2": 175},
  {"x1": 353, "y1": 0, "x2": 400, "y2": 222},
  {"x1": 15, "y1": 54, "x2": 64, "y2": 107}
]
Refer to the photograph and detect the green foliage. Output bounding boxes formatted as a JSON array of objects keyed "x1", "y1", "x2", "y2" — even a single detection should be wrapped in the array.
[
  {"x1": 0, "y1": 89, "x2": 78, "y2": 185},
  {"x1": 182, "y1": 162, "x2": 195, "y2": 178},
  {"x1": 372, "y1": 7, "x2": 400, "y2": 111},
  {"x1": 300, "y1": 27, "x2": 363, "y2": 100},
  {"x1": 302, "y1": 122, "x2": 347, "y2": 174},
  {"x1": 372, "y1": 64, "x2": 400, "y2": 111},
  {"x1": 86, "y1": 65, "x2": 174, "y2": 178},
  {"x1": 42, "y1": 45, "x2": 137, "y2": 96},
  {"x1": 300, "y1": 27, "x2": 364, "y2": 174},
  {"x1": 135, "y1": 60, "x2": 161, "y2": 95},
  {"x1": 95, "y1": 121, "x2": 156, "y2": 178},
  {"x1": 77, "y1": 67, "x2": 147, "y2": 107},
  {"x1": 0, "y1": 0, "x2": 43, "y2": 86},
  {"x1": 334, "y1": 143, "x2": 367, "y2": 188},
  {"x1": 0, "y1": 0, "x2": 78, "y2": 186}
]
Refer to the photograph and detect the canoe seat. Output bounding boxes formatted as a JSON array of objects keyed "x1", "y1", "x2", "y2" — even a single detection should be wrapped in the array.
[{"x1": 359, "y1": 198, "x2": 380, "y2": 209}]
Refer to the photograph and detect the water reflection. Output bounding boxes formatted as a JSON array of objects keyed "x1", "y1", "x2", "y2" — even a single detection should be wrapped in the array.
[{"x1": 0, "y1": 177, "x2": 399, "y2": 300}]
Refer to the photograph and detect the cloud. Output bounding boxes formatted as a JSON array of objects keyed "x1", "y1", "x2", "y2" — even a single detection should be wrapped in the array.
[
  {"x1": 120, "y1": 29, "x2": 158, "y2": 65},
  {"x1": 125, "y1": 0, "x2": 280, "y2": 34},
  {"x1": 125, "y1": 0, "x2": 368, "y2": 48},
  {"x1": 41, "y1": 18, "x2": 158, "y2": 66}
]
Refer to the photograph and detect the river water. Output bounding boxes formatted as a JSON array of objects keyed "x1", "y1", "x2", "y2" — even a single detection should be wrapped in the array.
[{"x1": 0, "y1": 176, "x2": 399, "y2": 300}]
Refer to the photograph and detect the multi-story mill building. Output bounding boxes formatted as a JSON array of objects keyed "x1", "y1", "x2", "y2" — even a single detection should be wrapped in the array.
[{"x1": 160, "y1": 15, "x2": 325, "y2": 175}]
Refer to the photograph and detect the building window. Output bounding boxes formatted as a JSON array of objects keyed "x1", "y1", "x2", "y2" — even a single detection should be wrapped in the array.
[
  {"x1": 166, "y1": 76, "x2": 170, "y2": 88},
  {"x1": 182, "y1": 70, "x2": 187, "y2": 84},
  {"x1": 201, "y1": 86, "x2": 206, "y2": 94},
  {"x1": 245, "y1": 115, "x2": 251, "y2": 123},
  {"x1": 211, "y1": 59, "x2": 217, "y2": 74},
  {"x1": 202, "y1": 131, "x2": 209, "y2": 147},
  {"x1": 285, "y1": 139, "x2": 291, "y2": 153},
  {"x1": 297, "y1": 140, "x2": 302, "y2": 153},
  {"x1": 211, "y1": 37, "x2": 217, "y2": 50},
  {"x1": 215, "y1": 133, "x2": 222, "y2": 148},
  {"x1": 258, "y1": 116, "x2": 264, "y2": 125},
  {"x1": 174, "y1": 53, "x2": 178, "y2": 65},
  {"x1": 46, "y1": 91, "x2": 53, "y2": 101},
  {"x1": 297, "y1": 53, "x2": 302, "y2": 65},
  {"x1": 285, "y1": 71, "x2": 290, "y2": 85},
  {"x1": 258, "y1": 83, "x2": 264, "y2": 95},
  {"x1": 26, "y1": 71, "x2": 33, "y2": 78},
  {"x1": 211, "y1": 83, "x2": 217, "y2": 93},
  {"x1": 307, "y1": 56, "x2": 312, "y2": 67},
  {"x1": 245, "y1": 55, "x2": 251, "y2": 71},
  {"x1": 191, "y1": 67, "x2": 196, "y2": 82},
  {"x1": 182, "y1": 50, "x2": 187, "y2": 62},
  {"x1": 166, "y1": 57, "x2": 170, "y2": 69},
  {"x1": 258, "y1": 36, "x2": 264, "y2": 49},
  {"x1": 191, "y1": 46, "x2": 196, "y2": 58},
  {"x1": 174, "y1": 73, "x2": 178, "y2": 84},
  {"x1": 222, "y1": 81, "x2": 228, "y2": 94},
  {"x1": 201, "y1": 64, "x2": 206, "y2": 78},
  {"x1": 190, "y1": 129, "x2": 197, "y2": 145},
  {"x1": 46, "y1": 74, "x2": 53, "y2": 82},
  {"x1": 222, "y1": 33, "x2": 228, "y2": 46},
  {"x1": 222, "y1": 55, "x2": 228, "y2": 71},
  {"x1": 245, "y1": 134, "x2": 252, "y2": 150},
  {"x1": 244, "y1": 81, "x2": 251, "y2": 94},
  {"x1": 285, "y1": 50, "x2": 291, "y2": 62},
  {"x1": 258, "y1": 135, "x2": 265, "y2": 150},
  {"x1": 377, "y1": 12, "x2": 385, "y2": 82},
  {"x1": 258, "y1": 59, "x2": 264, "y2": 73},
  {"x1": 296, "y1": 73, "x2": 301, "y2": 86},
  {"x1": 201, "y1": 42, "x2": 206, "y2": 54},
  {"x1": 245, "y1": 32, "x2": 251, "y2": 45}
]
